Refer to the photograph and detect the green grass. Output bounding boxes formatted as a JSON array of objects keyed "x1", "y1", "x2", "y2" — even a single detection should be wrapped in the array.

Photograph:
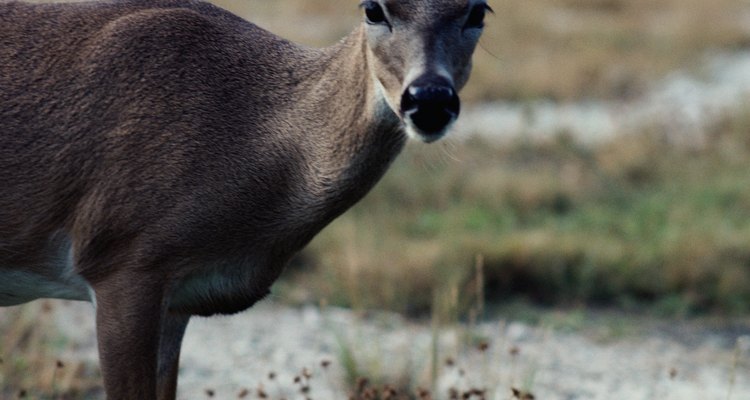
[{"x1": 282, "y1": 106, "x2": 750, "y2": 316}]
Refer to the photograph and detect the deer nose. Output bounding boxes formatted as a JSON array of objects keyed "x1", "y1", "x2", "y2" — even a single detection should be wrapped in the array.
[{"x1": 400, "y1": 78, "x2": 460, "y2": 137}]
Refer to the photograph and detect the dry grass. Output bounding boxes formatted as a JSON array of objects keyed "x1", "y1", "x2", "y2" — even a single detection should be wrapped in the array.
[
  {"x1": 282, "y1": 106, "x2": 750, "y2": 316},
  {"x1": 0, "y1": 302, "x2": 101, "y2": 400}
]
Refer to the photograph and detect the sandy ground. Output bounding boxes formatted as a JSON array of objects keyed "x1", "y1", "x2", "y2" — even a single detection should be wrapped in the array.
[
  {"x1": 34, "y1": 299, "x2": 749, "y2": 400},
  {"x1": 457, "y1": 51, "x2": 750, "y2": 146}
]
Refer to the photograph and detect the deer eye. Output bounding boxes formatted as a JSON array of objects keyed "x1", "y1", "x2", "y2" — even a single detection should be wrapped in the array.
[
  {"x1": 464, "y1": 4, "x2": 490, "y2": 30},
  {"x1": 363, "y1": 1, "x2": 388, "y2": 26}
]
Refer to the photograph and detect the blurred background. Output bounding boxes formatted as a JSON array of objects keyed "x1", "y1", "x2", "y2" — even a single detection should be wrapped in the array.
[
  {"x1": 2, "y1": 0, "x2": 750, "y2": 399},
  {"x1": 208, "y1": 0, "x2": 750, "y2": 317}
]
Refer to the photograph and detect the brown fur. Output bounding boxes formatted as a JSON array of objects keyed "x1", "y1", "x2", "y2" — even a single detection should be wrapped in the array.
[{"x1": 0, "y1": 0, "x2": 484, "y2": 398}]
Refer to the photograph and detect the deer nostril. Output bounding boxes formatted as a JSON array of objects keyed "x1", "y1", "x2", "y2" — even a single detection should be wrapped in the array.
[
  {"x1": 401, "y1": 84, "x2": 460, "y2": 114},
  {"x1": 400, "y1": 83, "x2": 460, "y2": 135},
  {"x1": 407, "y1": 85, "x2": 456, "y2": 105}
]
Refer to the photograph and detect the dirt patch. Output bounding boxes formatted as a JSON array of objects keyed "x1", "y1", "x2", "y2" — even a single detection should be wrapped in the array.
[{"x1": 3, "y1": 300, "x2": 747, "y2": 399}]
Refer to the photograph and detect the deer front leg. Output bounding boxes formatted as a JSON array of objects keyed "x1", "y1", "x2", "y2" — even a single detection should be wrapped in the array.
[
  {"x1": 157, "y1": 313, "x2": 190, "y2": 400},
  {"x1": 93, "y1": 272, "x2": 166, "y2": 400}
]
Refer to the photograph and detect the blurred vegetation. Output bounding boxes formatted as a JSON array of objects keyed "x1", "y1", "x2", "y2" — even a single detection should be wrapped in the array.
[
  {"x1": 281, "y1": 105, "x2": 750, "y2": 316},
  {"x1": 213, "y1": 0, "x2": 750, "y2": 316},
  {"x1": 0, "y1": 302, "x2": 101, "y2": 399},
  {"x1": 2, "y1": 0, "x2": 750, "y2": 398},
  {"x1": 212, "y1": 0, "x2": 750, "y2": 102},
  {"x1": 3, "y1": 0, "x2": 750, "y2": 397}
]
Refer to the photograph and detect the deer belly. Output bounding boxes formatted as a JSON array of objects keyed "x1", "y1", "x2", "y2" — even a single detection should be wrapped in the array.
[
  {"x1": 0, "y1": 236, "x2": 93, "y2": 306},
  {"x1": 168, "y1": 258, "x2": 278, "y2": 316}
]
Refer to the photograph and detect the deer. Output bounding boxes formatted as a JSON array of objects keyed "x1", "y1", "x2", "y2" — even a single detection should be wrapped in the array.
[{"x1": 0, "y1": 0, "x2": 489, "y2": 398}]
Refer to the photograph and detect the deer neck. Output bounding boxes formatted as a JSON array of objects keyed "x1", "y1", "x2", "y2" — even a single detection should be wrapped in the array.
[{"x1": 294, "y1": 27, "x2": 406, "y2": 207}]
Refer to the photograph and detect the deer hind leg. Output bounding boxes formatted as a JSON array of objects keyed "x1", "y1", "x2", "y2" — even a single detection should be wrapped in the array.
[
  {"x1": 93, "y1": 270, "x2": 167, "y2": 400},
  {"x1": 157, "y1": 313, "x2": 190, "y2": 400}
]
